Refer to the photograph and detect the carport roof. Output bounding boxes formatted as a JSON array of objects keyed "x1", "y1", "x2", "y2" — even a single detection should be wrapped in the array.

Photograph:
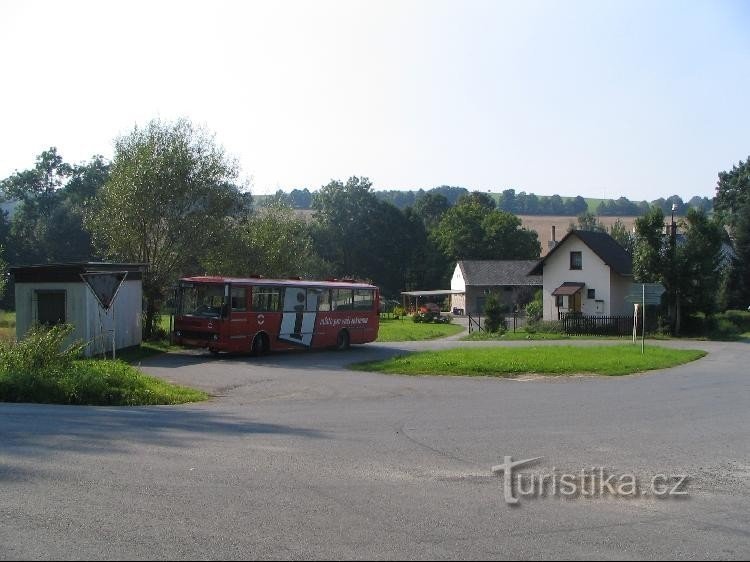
[{"x1": 401, "y1": 290, "x2": 464, "y2": 297}]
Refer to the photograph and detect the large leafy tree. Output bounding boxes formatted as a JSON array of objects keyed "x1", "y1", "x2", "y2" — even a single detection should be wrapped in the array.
[
  {"x1": 634, "y1": 207, "x2": 724, "y2": 333},
  {"x1": 714, "y1": 156, "x2": 750, "y2": 307},
  {"x1": 311, "y1": 177, "x2": 418, "y2": 296},
  {"x1": 204, "y1": 201, "x2": 323, "y2": 279},
  {"x1": 1, "y1": 148, "x2": 71, "y2": 218},
  {"x1": 86, "y1": 118, "x2": 249, "y2": 338},
  {"x1": 714, "y1": 156, "x2": 750, "y2": 229},
  {"x1": 0, "y1": 149, "x2": 106, "y2": 265},
  {"x1": 431, "y1": 198, "x2": 540, "y2": 262}
]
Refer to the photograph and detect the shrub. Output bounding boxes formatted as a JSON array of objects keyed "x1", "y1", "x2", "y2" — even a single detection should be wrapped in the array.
[
  {"x1": 0, "y1": 324, "x2": 206, "y2": 405},
  {"x1": 484, "y1": 293, "x2": 507, "y2": 333},
  {"x1": 525, "y1": 290, "x2": 543, "y2": 321},
  {"x1": 393, "y1": 306, "x2": 406, "y2": 319}
]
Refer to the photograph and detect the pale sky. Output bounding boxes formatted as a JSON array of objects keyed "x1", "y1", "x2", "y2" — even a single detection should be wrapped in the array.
[{"x1": 1, "y1": 0, "x2": 748, "y2": 199}]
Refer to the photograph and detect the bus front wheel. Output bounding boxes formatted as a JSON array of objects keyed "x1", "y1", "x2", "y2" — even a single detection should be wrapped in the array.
[{"x1": 336, "y1": 330, "x2": 350, "y2": 351}]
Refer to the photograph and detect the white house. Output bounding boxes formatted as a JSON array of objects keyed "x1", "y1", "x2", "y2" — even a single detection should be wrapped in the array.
[
  {"x1": 528, "y1": 230, "x2": 633, "y2": 321},
  {"x1": 450, "y1": 260, "x2": 542, "y2": 315},
  {"x1": 12, "y1": 262, "x2": 146, "y2": 356}
]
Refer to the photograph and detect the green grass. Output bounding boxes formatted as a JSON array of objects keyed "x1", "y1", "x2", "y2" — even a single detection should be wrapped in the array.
[
  {"x1": 0, "y1": 323, "x2": 208, "y2": 406},
  {"x1": 352, "y1": 345, "x2": 706, "y2": 377},
  {"x1": 464, "y1": 330, "x2": 574, "y2": 341},
  {"x1": 377, "y1": 317, "x2": 464, "y2": 342},
  {"x1": 0, "y1": 358, "x2": 208, "y2": 405}
]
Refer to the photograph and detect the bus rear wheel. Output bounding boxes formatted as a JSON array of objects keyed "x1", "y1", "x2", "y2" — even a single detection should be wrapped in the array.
[
  {"x1": 336, "y1": 330, "x2": 350, "y2": 351},
  {"x1": 251, "y1": 333, "x2": 268, "y2": 356}
]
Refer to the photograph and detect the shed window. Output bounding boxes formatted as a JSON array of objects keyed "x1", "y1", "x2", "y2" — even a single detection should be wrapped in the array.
[{"x1": 36, "y1": 291, "x2": 66, "y2": 326}]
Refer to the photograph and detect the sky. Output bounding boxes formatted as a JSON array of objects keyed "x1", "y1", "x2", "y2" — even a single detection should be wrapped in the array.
[{"x1": 1, "y1": 0, "x2": 748, "y2": 200}]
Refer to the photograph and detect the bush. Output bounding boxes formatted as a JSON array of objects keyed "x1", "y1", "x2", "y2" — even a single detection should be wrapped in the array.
[
  {"x1": 484, "y1": 293, "x2": 507, "y2": 333},
  {"x1": 0, "y1": 324, "x2": 206, "y2": 405},
  {"x1": 525, "y1": 290, "x2": 543, "y2": 321},
  {"x1": 716, "y1": 310, "x2": 750, "y2": 332},
  {"x1": 393, "y1": 306, "x2": 406, "y2": 319}
]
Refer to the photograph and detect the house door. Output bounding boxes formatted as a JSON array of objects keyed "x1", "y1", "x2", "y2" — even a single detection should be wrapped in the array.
[{"x1": 570, "y1": 291, "x2": 582, "y2": 313}]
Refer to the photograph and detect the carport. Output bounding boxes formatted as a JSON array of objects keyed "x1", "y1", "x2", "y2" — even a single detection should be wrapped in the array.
[{"x1": 400, "y1": 290, "x2": 464, "y2": 314}]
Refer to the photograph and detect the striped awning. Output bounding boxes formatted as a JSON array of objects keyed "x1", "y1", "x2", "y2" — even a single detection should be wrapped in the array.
[{"x1": 552, "y1": 282, "x2": 585, "y2": 296}]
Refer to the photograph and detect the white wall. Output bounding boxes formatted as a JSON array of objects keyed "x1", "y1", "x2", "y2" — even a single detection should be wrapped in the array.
[
  {"x1": 15, "y1": 280, "x2": 142, "y2": 356},
  {"x1": 450, "y1": 263, "x2": 467, "y2": 312},
  {"x1": 541, "y1": 237, "x2": 613, "y2": 321}
]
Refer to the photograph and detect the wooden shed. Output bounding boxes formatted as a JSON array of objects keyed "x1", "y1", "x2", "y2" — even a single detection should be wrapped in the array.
[{"x1": 11, "y1": 262, "x2": 146, "y2": 356}]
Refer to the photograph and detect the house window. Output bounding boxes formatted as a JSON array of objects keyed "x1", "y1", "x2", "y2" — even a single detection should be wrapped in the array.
[
  {"x1": 555, "y1": 295, "x2": 565, "y2": 308},
  {"x1": 570, "y1": 251, "x2": 582, "y2": 270},
  {"x1": 587, "y1": 289, "x2": 596, "y2": 300},
  {"x1": 36, "y1": 291, "x2": 66, "y2": 326}
]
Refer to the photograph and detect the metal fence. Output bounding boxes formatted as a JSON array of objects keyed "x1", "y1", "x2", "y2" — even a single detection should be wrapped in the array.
[{"x1": 559, "y1": 313, "x2": 634, "y2": 336}]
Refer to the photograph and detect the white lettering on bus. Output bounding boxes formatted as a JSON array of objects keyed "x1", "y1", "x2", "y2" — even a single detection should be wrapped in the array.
[{"x1": 318, "y1": 317, "x2": 369, "y2": 328}]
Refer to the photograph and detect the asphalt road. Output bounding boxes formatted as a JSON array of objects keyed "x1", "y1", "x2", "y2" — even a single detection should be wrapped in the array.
[{"x1": 1, "y1": 337, "x2": 749, "y2": 560}]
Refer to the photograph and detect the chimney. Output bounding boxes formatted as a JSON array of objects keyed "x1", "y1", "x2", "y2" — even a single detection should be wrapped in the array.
[{"x1": 548, "y1": 225, "x2": 557, "y2": 250}]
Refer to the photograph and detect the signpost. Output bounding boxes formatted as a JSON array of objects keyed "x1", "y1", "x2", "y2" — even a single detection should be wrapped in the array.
[
  {"x1": 80, "y1": 272, "x2": 128, "y2": 359},
  {"x1": 624, "y1": 283, "x2": 666, "y2": 354}
]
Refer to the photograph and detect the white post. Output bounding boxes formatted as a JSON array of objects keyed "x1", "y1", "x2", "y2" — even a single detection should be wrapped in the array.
[
  {"x1": 112, "y1": 302, "x2": 116, "y2": 360},
  {"x1": 641, "y1": 284, "x2": 646, "y2": 355}
]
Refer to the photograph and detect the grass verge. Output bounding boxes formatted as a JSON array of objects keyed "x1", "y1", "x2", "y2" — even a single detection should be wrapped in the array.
[
  {"x1": 377, "y1": 317, "x2": 464, "y2": 342},
  {"x1": 352, "y1": 345, "x2": 706, "y2": 377},
  {"x1": 0, "y1": 324, "x2": 208, "y2": 406}
]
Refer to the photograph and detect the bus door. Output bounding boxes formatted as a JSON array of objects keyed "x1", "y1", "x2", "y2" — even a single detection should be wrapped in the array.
[{"x1": 228, "y1": 285, "x2": 250, "y2": 348}]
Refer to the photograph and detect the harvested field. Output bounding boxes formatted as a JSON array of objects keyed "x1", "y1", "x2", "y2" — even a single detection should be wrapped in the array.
[{"x1": 518, "y1": 215, "x2": 637, "y2": 254}]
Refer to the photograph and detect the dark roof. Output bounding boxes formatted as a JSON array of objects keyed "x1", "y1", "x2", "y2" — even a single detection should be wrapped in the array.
[
  {"x1": 11, "y1": 262, "x2": 147, "y2": 283},
  {"x1": 458, "y1": 260, "x2": 542, "y2": 287},
  {"x1": 529, "y1": 230, "x2": 632, "y2": 276}
]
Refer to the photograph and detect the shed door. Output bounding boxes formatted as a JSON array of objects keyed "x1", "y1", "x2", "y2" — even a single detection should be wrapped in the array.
[{"x1": 36, "y1": 291, "x2": 66, "y2": 326}]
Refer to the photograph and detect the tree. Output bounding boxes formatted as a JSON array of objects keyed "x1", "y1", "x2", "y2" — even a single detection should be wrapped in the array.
[
  {"x1": 204, "y1": 201, "x2": 322, "y2": 279},
  {"x1": 0, "y1": 148, "x2": 71, "y2": 218},
  {"x1": 714, "y1": 156, "x2": 750, "y2": 307},
  {"x1": 311, "y1": 177, "x2": 419, "y2": 296},
  {"x1": 633, "y1": 207, "x2": 665, "y2": 284},
  {"x1": 574, "y1": 212, "x2": 606, "y2": 233},
  {"x1": 86, "y1": 118, "x2": 249, "y2": 338},
  {"x1": 714, "y1": 156, "x2": 750, "y2": 229},
  {"x1": 675, "y1": 209, "x2": 724, "y2": 318},
  {"x1": 634, "y1": 207, "x2": 725, "y2": 333},
  {"x1": 432, "y1": 198, "x2": 540, "y2": 262},
  {"x1": 483, "y1": 292, "x2": 506, "y2": 333},
  {"x1": 609, "y1": 219, "x2": 634, "y2": 255},
  {"x1": 413, "y1": 192, "x2": 450, "y2": 228}
]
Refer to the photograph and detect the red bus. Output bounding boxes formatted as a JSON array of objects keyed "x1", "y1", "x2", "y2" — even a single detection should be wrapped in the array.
[{"x1": 172, "y1": 276, "x2": 380, "y2": 354}]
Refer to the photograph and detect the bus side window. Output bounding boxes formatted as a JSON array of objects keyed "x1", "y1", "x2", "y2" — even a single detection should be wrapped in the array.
[
  {"x1": 353, "y1": 289, "x2": 374, "y2": 311},
  {"x1": 317, "y1": 290, "x2": 332, "y2": 311},
  {"x1": 252, "y1": 286, "x2": 282, "y2": 312},
  {"x1": 333, "y1": 289, "x2": 353, "y2": 311},
  {"x1": 231, "y1": 287, "x2": 247, "y2": 312}
]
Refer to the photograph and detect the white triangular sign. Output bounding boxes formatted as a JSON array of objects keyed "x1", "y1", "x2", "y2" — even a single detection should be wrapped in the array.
[{"x1": 80, "y1": 272, "x2": 128, "y2": 310}]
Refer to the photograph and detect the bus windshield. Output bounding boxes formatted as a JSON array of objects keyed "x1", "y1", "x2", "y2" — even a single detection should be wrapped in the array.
[{"x1": 178, "y1": 283, "x2": 225, "y2": 318}]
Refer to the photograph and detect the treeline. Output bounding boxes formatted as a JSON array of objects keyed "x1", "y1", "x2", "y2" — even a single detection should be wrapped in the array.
[
  {"x1": 1, "y1": 119, "x2": 746, "y2": 340},
  {"x1": 269, "y1": 186, "x2": 713, "y2": 216},
  {"x1": 0, "y1": 120, "x2": 539, "y2": 336}
]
